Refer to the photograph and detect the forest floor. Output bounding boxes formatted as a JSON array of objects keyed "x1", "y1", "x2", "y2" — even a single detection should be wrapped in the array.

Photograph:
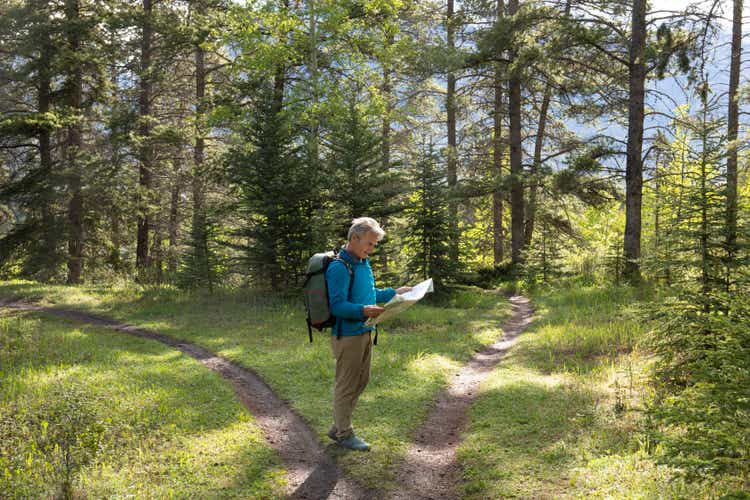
[{"x1": 0, "y1": 281, "x2": 741, "y2": 498}]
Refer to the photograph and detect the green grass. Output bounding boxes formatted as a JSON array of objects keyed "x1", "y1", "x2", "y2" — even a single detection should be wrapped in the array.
[
  {"x1": 457, "y1": 285, "x2": 743, "y2": 499},
  {"x1": 0, "y1": 280, "x2": 513, "y2": 491},
  {"x1": 0, "y1": 309, "x2": 285, "y2": 498}
]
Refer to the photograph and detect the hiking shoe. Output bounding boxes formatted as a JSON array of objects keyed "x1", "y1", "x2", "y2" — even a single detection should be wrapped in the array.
[
  {"x1": 327, "y1": 426, "x2": 338, "y2": 442},
  {"x1": 337, "y1": 434, "x2": 370, "y2": 451}
]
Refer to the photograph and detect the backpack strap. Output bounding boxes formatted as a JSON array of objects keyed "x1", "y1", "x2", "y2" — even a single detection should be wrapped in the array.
[{"x1": 334, "y1": 257, "x2": 355, "y2": 340}]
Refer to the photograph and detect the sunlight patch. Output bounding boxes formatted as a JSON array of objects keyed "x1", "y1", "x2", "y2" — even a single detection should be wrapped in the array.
[{"x1": 407, "y1": 352, "x2": 461, "y2": 379}]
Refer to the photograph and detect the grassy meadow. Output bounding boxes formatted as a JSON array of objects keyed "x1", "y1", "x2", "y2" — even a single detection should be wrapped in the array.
[
  {"x1": 2, "y1": 280, "x2": 745, "y2": 498},
  {"x1": 0, "y1": 280, "x2": 512, "y2": 492},
  {"x1": 0, "y1": 309, "x2": 284, "y2": 498}
]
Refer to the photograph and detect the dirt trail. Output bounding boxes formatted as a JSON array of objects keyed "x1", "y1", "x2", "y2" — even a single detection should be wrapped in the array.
[
  {"x1": 0, "y1": 299, "x2": 371, "y2": 499},
  {"x1": 2, "y1": 295, "x2": 531, "y2": 499},
  {"x1": 388, "y1": 295, "x2": 533, "y2": 500}
]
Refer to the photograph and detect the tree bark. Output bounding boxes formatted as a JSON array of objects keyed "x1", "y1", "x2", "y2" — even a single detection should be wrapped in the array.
[
  {"x1": 524, "y1": 87, "x2": 550, "y2": 248},
  {"x1": 623, "y1": 0, "x2": 647, "y2": 282},
  {"x1": 192, "y1": 39, "x2": 209, "y2": 285},
  {"x1": 446, "y1": 0, "x2": 459, "y2": 262},
  {"x1": 508, "y1": 0, "x2": 524, "y2": 264},
  {"x1": 38, "y1": 16, "x2": 56, "y2": 279},
  {"x1": 524, "y1": 0, "x2": 568, "y2": 249},
  {"x1": 308, "y1": 0, "x2": 319, "y2": 165},
  {"x1": 492, "y1": 0, "x2": 505, "y2": 265},
  {"x1": 65, "y1": 0, "x2": 83, "y2": 284},
  {"x1": 109, "y1": 209, "x2": 121, "y2": 270},
  {"x1": 168, "y1": 170, "x2": 180, "y2": 276},
  {"x1": 136, "y1": 0, "x2": 154, "y2": 274},
  {"x1": 726, "y1": 0, "x2": 742, "y2": 271},
  {"x1": 150, "y1": 209, "x2": 163, "y2": 283},
  {"x1": 380, "y1": 31, "x2": 394, "y2": 272}
]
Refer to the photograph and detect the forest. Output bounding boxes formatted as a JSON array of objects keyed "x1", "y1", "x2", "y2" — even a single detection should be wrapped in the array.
[{"x1": 1, "y1": 0, "x2": 749, "y2": 497}]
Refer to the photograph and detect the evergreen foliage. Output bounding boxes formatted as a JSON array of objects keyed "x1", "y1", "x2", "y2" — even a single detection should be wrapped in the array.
[
  {"x1": 226, "y1": 89, "x2": 321, "y2": 290},
  {"x1": 324, "y1": 87, "x2": 405, "y2": 242},
  {"x1": 0, "y1": 0, "x2": 66, "y2": 281},
  {"x1": 404, "y1": 144, "x2": 457, "y2": 286},
  {"x1": 646, "y1": 84, "x2": 750, "y2": 480},
  {"x1": 522, "y1": 215, "x2": 566, "y2": 286}
]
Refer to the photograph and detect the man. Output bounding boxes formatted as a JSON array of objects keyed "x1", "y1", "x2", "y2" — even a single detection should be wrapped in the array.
[{"x1": 325, "y1": 217, "x2": 411, "y2": 451}]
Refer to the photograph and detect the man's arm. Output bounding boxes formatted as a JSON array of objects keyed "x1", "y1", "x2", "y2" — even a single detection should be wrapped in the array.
[
  {"x1": 327, "y1": 261, "x2": 366, "y2": 319},
  {"x1": 375, "y1": 287, "x2": 396, "y2": 304}
]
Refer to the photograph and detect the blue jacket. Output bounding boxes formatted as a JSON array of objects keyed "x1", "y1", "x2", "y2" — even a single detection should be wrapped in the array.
[{"x1": 325, "y1": 248, "x2": 396, "y2": 337}]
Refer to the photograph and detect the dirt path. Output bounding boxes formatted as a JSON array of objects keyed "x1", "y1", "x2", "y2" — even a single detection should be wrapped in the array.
[
  {"x1": 388, "y1": 295, "x2": 533, "y2": 500},
  {"x1": 0, "y1": 299, "x2": 371, "y2": 499},
  {"x1": 2, "y1": 295, "x2": 531, "y2": 499}
]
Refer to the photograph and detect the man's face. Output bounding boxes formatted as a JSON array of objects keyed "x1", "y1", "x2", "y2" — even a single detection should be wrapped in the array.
[{"x1": 349, "y1": 231, "x2": 379, "y2": 260}]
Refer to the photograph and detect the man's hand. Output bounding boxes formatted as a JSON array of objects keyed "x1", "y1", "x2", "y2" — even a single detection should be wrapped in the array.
[
  {"x1": 363, "y1": 305, "x2": 385, "y2": 318},
  {"x1": 396, "y1": 286, "x2": 412, "y2": 295}
]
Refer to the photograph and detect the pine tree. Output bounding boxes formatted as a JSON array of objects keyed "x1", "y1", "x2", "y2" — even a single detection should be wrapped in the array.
[
  {"x1": 647, "y1": 81, "x2": 750, "y2": 479},
  {"x1": 227, "y1": 89, "x2": 320, "y2": 290},
  {"x1": 405, "y1": 144, "x2": 457, "y2": 285},
  {"x1": 522, "y1": 215, "x2": 565, "y2": 286},
  {"x1": 324, "y1": 86, "x2": 404, "y2": 243}
]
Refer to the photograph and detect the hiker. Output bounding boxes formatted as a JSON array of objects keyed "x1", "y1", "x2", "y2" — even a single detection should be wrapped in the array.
[{"x1": 326, "y1": 217, "x2": 411, "y2": 451}]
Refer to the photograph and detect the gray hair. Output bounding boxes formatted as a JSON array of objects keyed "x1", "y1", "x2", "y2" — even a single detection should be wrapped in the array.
[{"x1": 347, "y1": 217, "x2": 385, "y2": 242}]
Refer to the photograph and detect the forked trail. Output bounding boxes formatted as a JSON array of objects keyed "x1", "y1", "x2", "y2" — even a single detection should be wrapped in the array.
[{"x1": 1, "y1": 295, "x2": 532, "y2": 499}]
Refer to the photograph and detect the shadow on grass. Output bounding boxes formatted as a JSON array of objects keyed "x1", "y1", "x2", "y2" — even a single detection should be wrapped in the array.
[
  {"x1": 2, "y1": 311, "x2": 261, "y2": 436},
  {"x1": 0, "y1": 280, "x2": 517, "y2": 490}
]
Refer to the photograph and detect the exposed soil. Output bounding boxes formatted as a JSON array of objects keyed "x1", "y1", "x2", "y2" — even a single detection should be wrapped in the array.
[
  {"x1": 387, "y1": 295, "x2": 534, "y2": 500},
  {"x1": 2, "y1": 295, "x2": 531, "y2": 499},
  {"x1": 0, "y1": 299, "x2": 371, "y2": 499}
]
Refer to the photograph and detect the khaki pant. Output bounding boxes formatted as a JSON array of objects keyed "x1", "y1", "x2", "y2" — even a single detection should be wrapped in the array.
[{"x1": 330, "y1": 332, "x2": 372, "y2": 440}]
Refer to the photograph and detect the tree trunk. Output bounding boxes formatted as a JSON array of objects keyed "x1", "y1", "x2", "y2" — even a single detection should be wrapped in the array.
[
  {"x1": 270, "y1": 62, "x2": 286, "y2": 291},
  {"x1": 700, "y1": 105, "x2": 710, "y2": 313},
  {"x1": 525, "y1": 0, "x2": 567, "y2": 249},
  {"x1": 446, "y1": 0, "x2": 459, "y2": 262},
  {"x1": 168, "y1": 171, "x2": 180, "y2": 276},
  {"x1": 151, "y1": 211, "x2": 163, "y2": 283},
  {"x1": 525, "y1": 87, "x2": 550, "y2": 248},
  {"x1": 109, "y1": 209, "x2": 121, "y2": 271},
  {"x1": 65, "y1": 0, "x2": 83, "y2": 284},
  {"x1": 136, "y1": 0, "x2": 153, "y2": 274},
  {"x1": 192, "y1": 40, "x2": 209, "y2": 285},
  {"x1": 726, "y1": 0, "x2": 742, "y2": 275},
  {"x1": 508, "y1": 0, "x2": 524, "y2": 264},
  {"x1": 492, "y1": 0, "x2": 505, "y2": 265},
  {"x1": 380, "y1": 32, "x2": 394, "y2": 272},
  {"x1": 308, "y1": 0, "x2": 319, "y2": 166},
  {"x1": 38, "y1": 20, "x2": 56, "y2": 279},
  {"x1": 623, "y1": 0, "x2": 647, "y2": 282}
]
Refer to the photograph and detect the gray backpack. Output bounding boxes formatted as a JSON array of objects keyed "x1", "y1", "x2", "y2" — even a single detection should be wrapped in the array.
[{"x1": 303, "y1": 249, "x2": 353, "y2": 342}]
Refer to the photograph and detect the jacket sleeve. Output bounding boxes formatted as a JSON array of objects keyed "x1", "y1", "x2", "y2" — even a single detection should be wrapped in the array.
[
  {"x1": 376, "y1": 287, "x2": 396, "y2": 304},
  {"x1": 326, "y1": 261, "x2": 366, "y2": 319}
]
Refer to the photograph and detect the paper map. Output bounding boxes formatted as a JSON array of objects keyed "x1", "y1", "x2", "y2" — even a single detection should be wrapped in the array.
[{"x1": 365, "y1": 278, "x2": 434, "y2": 327}]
